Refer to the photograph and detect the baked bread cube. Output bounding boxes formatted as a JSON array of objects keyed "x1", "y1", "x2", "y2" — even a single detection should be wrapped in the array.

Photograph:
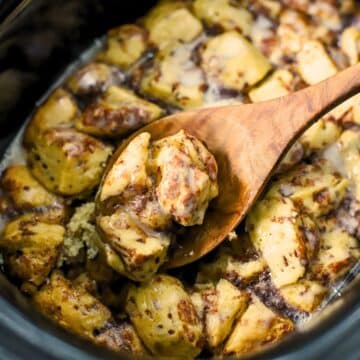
[
  {"x1": 280, "y1": 280, "x2": 328, "y2": 313},
  {"x1": 196, "y1": 240, "x2": 265, "y2": 286},
  {"x1": 311, "y1": 225, "x2": 359, "y2": 283},
  {"x1": 0, "y1": 165, "x2": 65, "y2": 223},
  {"x1": 140, "y1": 44, "x2": 206, "y2": 109},
  {"x1": 152, "y1": 130, "x2": 218, "y2": 226},
  {"x1": 67, "y1": 63, "x2": 123, "y2": 97},
  {"x1": 34, "y1": 271, "x2": 146, "y2": 354},
  {"x1": 24, "y1": 88, "x2": 79, "y2": 144},
  {"x1": 193, "y1": 0, "x2": 253, "y2": 35},
  {"x1": 96, "y1": 321, "x2": 146, "y2": 354},
  {"x1": 277, "y1": 9, "x2": 310, "y2": 57},
  {"x1": 99, "y1": 132, "x2": 151, "y2": 202},
  {"x1": 340, "y1": 27, "x2": 360, "y2": 66},
  {"x1": 76, "y1": 85, "x2": 163, "y2": 138},
  {"x1": 97, "y1": 209, "x2": 170, "y2": 282},
  {"x1": 339, "y1": 129, "x2": 360, "y2": 201},
  {"x1": 247, "y1": 196, "x2": 308, "y2": 288},
  {"x1": 191, "y1": 279, "x2": 249, "y2": 348},
  {"x1": 324, "y1": 93, "x2": 360, "y2": 126},
  {"x1": 297, "y1": 40, "x2": 338, "y2": 85},
  {"x1": 249, "y1": 69, "x2": 294, "y2": 102},
  {"x1": 0, "y1": 215, "x2": 64, "y2": 290},
  {"x1": 97, "y1": 24, "x2": 149, "y2": 69},
  {"x1": 201, "y1": 31, "x2": 271, "y2": 91},
  {"x1": 125, "y1": 274, "x2": 203, "y2": 358},
  {"x1": 269, "y1": 161, "x2": 349, "y2": 217},
  {"x1": 26, "y1": 128, "x2": 112, "y2": 196},
  {"x1": 34, "y1": 271, "x2": 111, "y2": 339},
  {"x1": 97, "y1": 131, "x2": 217, "y2": 280},
  {"x1": 224, "y1": 296, "x2": 294, "y2": 355},
  {"x1": 144, "y1": 2, "x2": 202, "y2": 49},
  {"x1": 300, "y1": 118, "x2": 341, "y2": 155}
]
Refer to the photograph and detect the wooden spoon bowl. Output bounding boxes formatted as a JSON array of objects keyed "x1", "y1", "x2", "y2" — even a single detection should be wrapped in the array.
[{"x1": 114, "y1": 64, "x2": 360, "y2": 269}]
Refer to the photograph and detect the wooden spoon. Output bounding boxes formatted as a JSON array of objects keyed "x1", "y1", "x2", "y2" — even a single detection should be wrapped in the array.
[{"x1": 120, "y1": 64, "x2": 360, "y2": 269}]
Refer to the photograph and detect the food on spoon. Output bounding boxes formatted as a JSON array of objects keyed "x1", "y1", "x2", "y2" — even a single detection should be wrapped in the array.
[
  {"x1": 338, "y1": 129, "x2": 360, "y2": 201},
  {"x1": 96, "y1": 130, "x2": 218, "y2": 280}
]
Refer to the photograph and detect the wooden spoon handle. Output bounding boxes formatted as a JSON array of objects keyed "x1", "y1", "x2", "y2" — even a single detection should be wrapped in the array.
[
  {"x1": 219, "y1": 63, "x2": 360, "y2": 191},
  {"x1": 274, "y1": 62, "x2": 360, "y2": 138}
]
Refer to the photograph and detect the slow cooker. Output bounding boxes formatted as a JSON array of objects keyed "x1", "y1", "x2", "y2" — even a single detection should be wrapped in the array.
[{"x1": 0, "y1": 1, "x2": 359, "y2": 359}]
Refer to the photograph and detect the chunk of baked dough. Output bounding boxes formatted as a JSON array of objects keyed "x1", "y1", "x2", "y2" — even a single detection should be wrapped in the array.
[
  {"x1": 141, "y1": 44, "x2": 206, "y2": 109},
  {"x1": 67, "y1": 63, "x2": 123, "y2": 97},
  {"x1": 24, "y1": 88, "x2": 79, "y2": 144},
  {"x1": 276, "y1": 9, "x2": 310, "y2": 57},
  {"x1": 247, "y1": 196, "x2": 307, "y2": 288},
  {"x1": 152, "y1": 130, "x2": 218, "y2": 226},
  {"x1": 299, "y1": 118, "x2": 342, "y2": 155},
  {"x1": 280, "y1": 279, "x2": 328, "y2": 313},
  {"x1": 196, "y1": 242, "x2": 265, "y2": 286},
  {"x1": 269, "y1": 161, "x2": 348, "y2": 217},
  {"x1": 297, "y1": 40, "x2": 338, "y2": 85},
  {"x1": 144, "y1": 2, "x2": 203, "y2": 49},
  {"x1": 1, "y1": 165, "x2": 65, "y2": 221},
  {"x1": 97, "y1": 209, "x2": 170, "y2": 282},
  {"x1": 193, "y1": 0, "x2": 253, "y2": 35},
  {"x1": 34, "y1": 271, "x2": 111, "y2": 339},
  {"x1": 224, "y1": 296, "x2": 294, "y2": 355},
  {"x1": 0, "y1": 215, "x2": 64, "y2": 290},
  {"x1": 311, "y1": 226, "x2": 359, "y2": 283},
  {"x1": 126, "y1": 274, "x2": 203, "y2": 358},
  {"x1": 191, "y1": 279, "x2": 249, "y2": 348},
  {"x1": 338, "y1": 129, "x2": 360, "y2": 201},
  {"x1": 249, "y1": 69, "x2": 294, "y2": 102},
  {"x1": 27, "y1": 128, "x2": 112, "y2": 196},
  {"x1": 99, "y1": 132, "x2": 151, "y2": 202},
  {"x1": 97, "y1": 24, "x2": 148, "y2": 68},
  {"x1": 340, "y1": 27, "x2": 360, "y2": 65},
  {"x1": 35, "y1": 271, "x2": 146, "y2": 353},
  {"x1": 201, "y1": 31, "x2": 271, "y2": 91},
  {"x1": 76, "y1": 86, "x2": 163, "y2": 138}
]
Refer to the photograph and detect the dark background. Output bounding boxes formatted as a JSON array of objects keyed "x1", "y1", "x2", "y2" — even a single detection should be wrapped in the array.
[{"x1": 0, "y1": 1, "x2": 358, "y2": 359}]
